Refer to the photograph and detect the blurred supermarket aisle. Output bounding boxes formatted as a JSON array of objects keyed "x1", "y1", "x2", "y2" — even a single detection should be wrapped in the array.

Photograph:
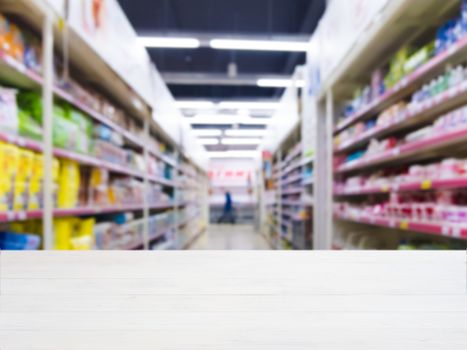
[{"x1": 191, "y1": 225, "x2": 270, "y2": 250}]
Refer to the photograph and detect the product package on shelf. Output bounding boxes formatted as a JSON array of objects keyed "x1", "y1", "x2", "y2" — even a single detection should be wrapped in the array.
[
  {"x1": 54, "y1": 216, "x2": 95, "y2": 250},
  {"x1": 337, "y1": 0, "x2": 467, "y2": 129}
]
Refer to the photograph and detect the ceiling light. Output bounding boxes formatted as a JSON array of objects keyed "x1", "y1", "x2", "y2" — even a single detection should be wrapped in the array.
[
  {"x1": 221, "y1": 138, "x2": 262, "y2": 145},
  {"x1": 188, "y1": 114, "x2": 245, "y2": 125},
  {"x1": 188, "y1": 114, "x2": 272, "y2": 126},
  {"x1": 198, "y1": 138, "x2": 220, "y2": 145},
  {"x1": 257, "y1": 78, "x2": 305, "y2": 88},
  {"x1": 175, "y1": 100, "x2": 216, "y2": 109},
  {"x1": 138, "y1": 37, "x2": 201, "y2": 48},
  {"x1": 240, "y1": 118, "x2": 272, "y2": 125},
  {"x1": 191, "y1": 129, "x2": 223, "y2": 137},
  {"x1": 225, "y1": 129, "x2": 267, "y2": 137},
  {"x1": 207, "y1": 151, "x2": 259, "y2": 159},
  {"x1": 210, "y1": 39, "x2": 308, "y2": 52},
  {"x1": 218, "y1": 101, "x2": 279, "y2": 110}
]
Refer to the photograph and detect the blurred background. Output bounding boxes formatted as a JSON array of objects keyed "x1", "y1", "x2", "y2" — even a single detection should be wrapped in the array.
[{"x1": 0, "y1": 0, "x2": 467, "y2": 250}]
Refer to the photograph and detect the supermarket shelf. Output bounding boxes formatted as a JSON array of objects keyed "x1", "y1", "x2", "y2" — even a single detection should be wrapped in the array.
[
  {"x1": 54, "y1": 88, "x2": 144, "y2": 148},
  {"x1": 281, "y1": 187, "x2": 303, "y2": 195},
  {"x1": 334, "y1": 211, "x2": 467, "y2": 240},
  {"x1": 0, "y1": 131, "x2": 43, "y2": 152},
  {"x1": 178, "y1": 213, "x2": 201, "y2": 228},
  {"x1": 182, "y1": 225, "x2": 207, "y2": 250},
  {"x1": 0, "y1": 210, "x2": 43, "y2": 222},
  {"x1": 0, "y1": 50, "x2": 180, "y2": 169},
  {"x1": 0, "y1": 51, "x2": 42, "y2": 90},
  {"x1": 129, "y1": 227, "x2": 173, "y2": 250},
  {"x1": 282, "y1": 146, "x2": 302, "y2": 166},
  {"x1": 282, "y1": 200, "x2": 304, "y2": 206},
  {"x1": 333, "y1": 35, "x2": 467, "y2": 134},
  {"x1": 281, "y1": 174, "x2": 303, "y2": 186},
  {"x1": 335, "y1": 177, "x2": 467, "y2": 196},
  {"x1": 282, "y1": 210, "x2": 307, "y2": 222},
  {"x1": 282, "y1": 160, "x2": 304, "y2": 176},
  {"x1": 0, "y1": 202, "x2": 178, "y2": 223},
  {"x1": 0, "y1": 131, "x2": 177, "y2": 186},
  {"x1": 151, "y1": 149, "x2": 178, "y2": 168},
  {"x1": 335, "y1": 80, "x2": 467, "y2": 153},
  {"x1": 301, "y1": 156, "x2": 314, "y2": 166},
  {"x1": 337, "y1": 126, "x2": 467, "y2": 174}
]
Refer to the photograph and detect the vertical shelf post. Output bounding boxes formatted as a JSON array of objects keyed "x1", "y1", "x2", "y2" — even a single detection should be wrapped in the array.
[
  {"x1": 173, "y1": 150, "x2": 180, "y2": 247},
  {"x1": 277, "y1": 149, "x2": 282, "y2": 249},
  {"x1": 41, "y1": 9, "x2": 54, "y2": 250},
  {"x1": 313, "y1": 90, "x2": 333, "y2": 249},
  {"x1": 142, "y1": 118, "x2": 150, "y2": 250}
]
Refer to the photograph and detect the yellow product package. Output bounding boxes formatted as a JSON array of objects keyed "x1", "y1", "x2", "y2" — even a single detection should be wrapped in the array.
[
  {"x1": 70, "y1": 218, "x2": 95, "y2": 250},
  {"x1": 0, "y1": 143, "x2": 19, "y2": 211},
  {"x1": 57, "y1": 159, "x2": 80, "y2": 209},
  {"x1": 27, "y1": 180, "x2": 41, "y2": 210},
  {"x1": 13, "y1": 149, "x2": 34, "y2": 211},
  {"x1": 54, "y1": 217, "x2": 79, "y2": 250},
  {"x1": 27, "y1": 153, "x2": 43, "y2": 210}
]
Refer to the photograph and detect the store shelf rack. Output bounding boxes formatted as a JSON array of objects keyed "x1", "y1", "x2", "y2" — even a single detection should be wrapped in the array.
[
  {"x1": 308, "y1": 0, "x2": 467, "y2": 249},
  {"x1": 0, "y1": 0, "x2": 207, "y2": 250}
]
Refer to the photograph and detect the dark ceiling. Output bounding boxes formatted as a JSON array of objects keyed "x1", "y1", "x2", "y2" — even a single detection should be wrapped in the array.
[{"x1": 118, "y1": 0, "x2": 326, "y2": 100}]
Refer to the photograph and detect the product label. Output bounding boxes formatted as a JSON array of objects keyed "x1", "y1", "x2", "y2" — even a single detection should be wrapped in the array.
[
  {"x1": 421, "y1": 180, "x2": 432, "y2": 190},
  {"x1": 399, "y1": 220, "x2": 409, "y2": 230}
]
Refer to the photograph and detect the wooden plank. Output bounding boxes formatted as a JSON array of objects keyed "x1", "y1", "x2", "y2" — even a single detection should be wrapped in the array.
[{"x1": 1, "y1": 252, "x2": 466, "y2": 349}]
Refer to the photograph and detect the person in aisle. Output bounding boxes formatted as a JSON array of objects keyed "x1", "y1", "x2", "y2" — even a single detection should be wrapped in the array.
[{"x1": 218, "y1": 191, "x2": 236, "y2": 224}]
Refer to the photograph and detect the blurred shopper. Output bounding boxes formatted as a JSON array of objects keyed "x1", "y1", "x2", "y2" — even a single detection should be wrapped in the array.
[{"x1": 218, "y1": 191, "x2": 236, "y2": 224}]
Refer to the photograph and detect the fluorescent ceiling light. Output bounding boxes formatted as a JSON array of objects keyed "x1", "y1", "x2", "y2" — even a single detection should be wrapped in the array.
[
  {"x1": 257, "y1": 78, "x2": 305, "y2": 88},
  {"x1": 175, "y1": 100, "x2": 216, "y2": 109},
  {"x1": 225, "y1": 129, "x2": 267, "y2": 137},
  {"x1": 188, "y1": 114, "x2": 271, "y2": 126},
  {"x1": 191, "y1": 129, "x2": 223, "y2": 137},
  {"x1": 189, "y1": 114, "x2": 245, "y2": 125},
  {"x1": 210, "y1": 39, "x2": 308, "y2": 52},
  {"x1": 240, "y1": 118, "x2": 272, "y2": 125},
  {"x1": 198, "y1": 138, "x2": 219, "y2": 145},
  {"x1": 138, "y1": 37, "x2": 200, "y2": 48},
  {"x1": 208, "y1": 151, "x2": 259, "y2": 159},
  {"x1": 221, "y1": 138, "x2": 262, "y2": 145},
  {"x1": 218, "y1": 101, "x2": 279, "y2": 110},
  {"x1": 176, "y1": 100, "x2": 279, "y2": 110}
]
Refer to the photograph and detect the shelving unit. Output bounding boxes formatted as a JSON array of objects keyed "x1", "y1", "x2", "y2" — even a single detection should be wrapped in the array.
[
  {"x1": 307, "y1": 0, "x2": 467, "y2": 250},
  {"x1": 0, "y1": 0, "x2": 208, "y2": 250},
  {"x1": 262, "y1": 119, "x2": 315, "y2": 249}
]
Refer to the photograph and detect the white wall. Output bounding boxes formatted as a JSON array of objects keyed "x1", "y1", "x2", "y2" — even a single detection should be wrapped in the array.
[{"x1": 209, "y1": 159, "x2": 257, "y2": 205}]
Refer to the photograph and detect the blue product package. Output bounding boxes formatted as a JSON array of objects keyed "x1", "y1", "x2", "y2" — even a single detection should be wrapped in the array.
[
  {"x1": 94, "y1": 124, "x2": 112, "y2": 142},
  {"x1": 0, "y1": 232, "x2": 41, "y2": 250},
  {"x1": 436, "y1": 20, "x2": 457, "y2": 54}
]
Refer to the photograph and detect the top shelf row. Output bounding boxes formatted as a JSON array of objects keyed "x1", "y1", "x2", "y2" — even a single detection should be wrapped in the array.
[
  {"x1": 0, "y1": 19, "x2": 179, "y2": 169},
  {"x1": 334, "y1": 33, "x2": 467, "y2": 135}
]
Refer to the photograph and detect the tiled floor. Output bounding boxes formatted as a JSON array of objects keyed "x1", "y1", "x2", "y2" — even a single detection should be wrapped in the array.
[{"x1": 191, "y1": 224, "x2": 270, "y2": 250}]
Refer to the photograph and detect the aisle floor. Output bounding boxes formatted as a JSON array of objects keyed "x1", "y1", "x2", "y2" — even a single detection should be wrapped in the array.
[{"x1": 191, "y1": 224, "x2": 270, "y2": 250}]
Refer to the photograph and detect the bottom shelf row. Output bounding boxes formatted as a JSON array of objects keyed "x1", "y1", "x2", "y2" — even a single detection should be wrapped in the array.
[{"x1": 0, "y1": 209, "x2": 204, "y2": 251}]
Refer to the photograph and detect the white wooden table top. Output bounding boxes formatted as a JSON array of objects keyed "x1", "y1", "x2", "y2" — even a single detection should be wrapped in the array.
[{"x1": 1, "y1": 251, "x2": 466, "y2": 349}]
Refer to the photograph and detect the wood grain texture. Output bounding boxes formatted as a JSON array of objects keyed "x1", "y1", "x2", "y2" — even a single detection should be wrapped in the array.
[{"x1": 1, "y1": 251, "x2": 466, "y2": 349}]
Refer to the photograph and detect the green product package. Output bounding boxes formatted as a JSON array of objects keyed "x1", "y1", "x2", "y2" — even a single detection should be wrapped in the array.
[
  {"x1": 403, "y1": 41, "x2": 435, "y2": 74},
  {"x1": 18, "y1": 108, "x2": 42, "y2": 140},
  {"x1": 16, "y1": 91, "x2": 43, "y2": 124},
  {"x1": 53, "y1": 105, "x2": 80, "y2": 151}
]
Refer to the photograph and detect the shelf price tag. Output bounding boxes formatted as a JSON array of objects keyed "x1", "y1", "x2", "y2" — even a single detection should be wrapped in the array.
[
  {"x1": 399, "y1": 220, "x2": 409, "y2": 230},
  {"x1": 420, "y1": 180, "x2": 432, "y2": 190}
]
